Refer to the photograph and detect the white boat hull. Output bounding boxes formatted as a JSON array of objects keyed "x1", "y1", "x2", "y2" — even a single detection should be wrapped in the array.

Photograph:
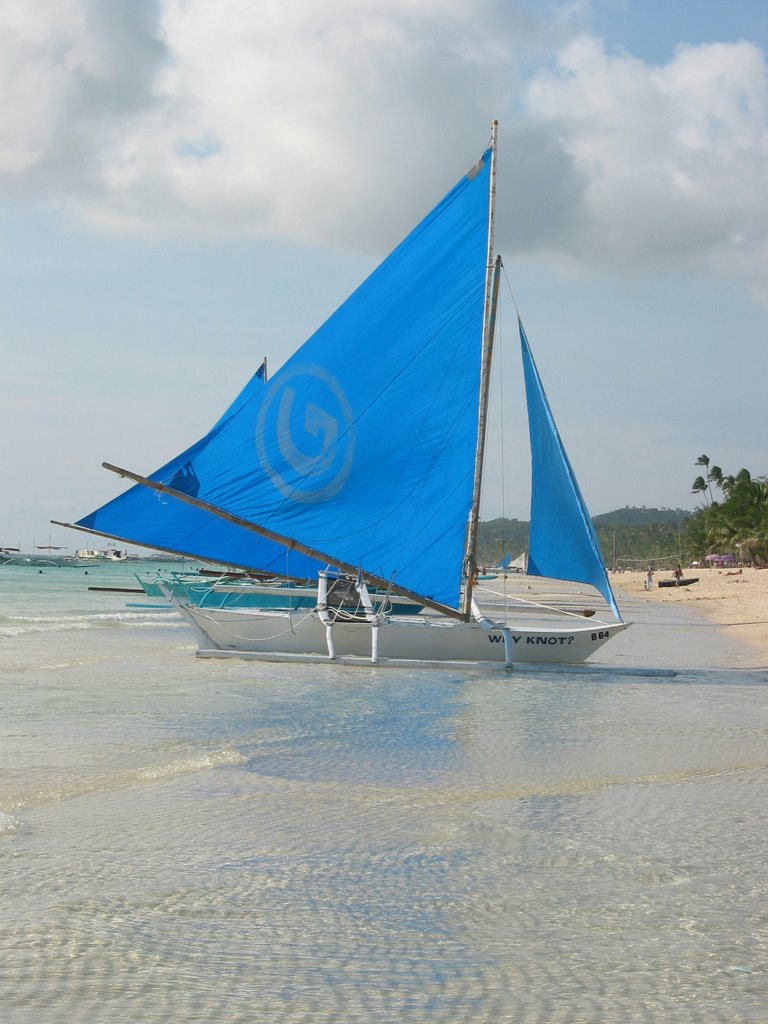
[{"x1": 172, "y1": 602, "x2": 627, "y2": 668}]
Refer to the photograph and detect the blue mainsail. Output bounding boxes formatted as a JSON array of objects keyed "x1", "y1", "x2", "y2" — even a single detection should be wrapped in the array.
[
  {"x1": 76, "y1": 151, "x2": 492, "y2": 608},
  {"x1": 520, "y1": 317, "x2": 621, "y2": 620}
]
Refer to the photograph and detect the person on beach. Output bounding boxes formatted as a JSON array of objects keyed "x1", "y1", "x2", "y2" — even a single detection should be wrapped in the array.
[
  {"x1": 645, "y1": 566, "x2": 654, "y2": 590},
  {"x1": 674, "y1": 564, "x2": 684, "y2": 586}
]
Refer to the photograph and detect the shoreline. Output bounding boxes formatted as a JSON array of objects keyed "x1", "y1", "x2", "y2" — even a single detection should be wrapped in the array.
[{"x1": 611, "y1": 566, "x2": 768, "y2": 669}]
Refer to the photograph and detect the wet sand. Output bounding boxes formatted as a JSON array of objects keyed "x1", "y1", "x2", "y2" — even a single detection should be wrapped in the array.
[{"x1": 611, "y1": 566, "x2": 768, "y2": 668}]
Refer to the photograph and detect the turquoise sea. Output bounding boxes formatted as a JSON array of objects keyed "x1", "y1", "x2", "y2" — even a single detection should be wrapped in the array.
[{"x1": 1, "y1": 561, "x2": 767, "y2": 1023}]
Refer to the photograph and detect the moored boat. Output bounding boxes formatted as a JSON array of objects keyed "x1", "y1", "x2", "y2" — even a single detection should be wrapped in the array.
[
  {"x1": 168, "y1": 570, "x2": 625, "y2": 667},
  {"x1": 76, "y1": 547, "x2": 129, "y2": 562},
  {"x1": 58, "y1": 121, "x2": 628, "y2": 668}
]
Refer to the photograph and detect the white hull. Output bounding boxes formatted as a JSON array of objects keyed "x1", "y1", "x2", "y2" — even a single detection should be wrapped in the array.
[{"x1": 172, "y1": 602, "x2": 627, "y2": 668}]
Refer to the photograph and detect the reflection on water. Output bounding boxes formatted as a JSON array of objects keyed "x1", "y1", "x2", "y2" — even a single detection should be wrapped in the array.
[{"x1": 0, "y1": 566, "x2": 767, "y2": 1021}]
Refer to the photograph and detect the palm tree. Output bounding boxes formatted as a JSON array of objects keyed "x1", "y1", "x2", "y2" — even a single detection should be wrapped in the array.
[
  {"x1": 695, "y1": 454, "x2": 715, "y2": 504},
  {"x1": 691, "y1": 475, "x2": 709, "y2": 505},
  {"x1": 689, "y1": 461, "x2": 768, "y2": 566}
]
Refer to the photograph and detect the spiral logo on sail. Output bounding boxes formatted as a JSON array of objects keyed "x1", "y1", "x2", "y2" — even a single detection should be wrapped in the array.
[{"x1": 255, "y1": 365, "x2": 355, "y2": 503}]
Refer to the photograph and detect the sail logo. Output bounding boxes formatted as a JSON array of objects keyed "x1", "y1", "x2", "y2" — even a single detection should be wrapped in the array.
[{"x1": 255, "y1": 365, "x2": 355, "y2": 502}]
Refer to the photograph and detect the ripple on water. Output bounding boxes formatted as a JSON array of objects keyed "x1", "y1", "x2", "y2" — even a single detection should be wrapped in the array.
[{"x1": 1, "y1": 613, "x2": 767, "y2": 1022}]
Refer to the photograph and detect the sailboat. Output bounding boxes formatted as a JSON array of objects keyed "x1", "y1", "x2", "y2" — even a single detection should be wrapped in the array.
[{"x1": 56, "y1": 122, "x2": 627, "y2": 668}]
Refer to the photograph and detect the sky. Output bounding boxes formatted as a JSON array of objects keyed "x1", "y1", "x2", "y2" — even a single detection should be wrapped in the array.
[{"x1": 1, "y1": 0, "x2": 767, "y2": 552}]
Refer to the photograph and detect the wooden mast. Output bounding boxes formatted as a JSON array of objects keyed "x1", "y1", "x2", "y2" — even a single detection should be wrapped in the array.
[{"x1": 461, "y1": 118, "x2": 499, "y2": 619}]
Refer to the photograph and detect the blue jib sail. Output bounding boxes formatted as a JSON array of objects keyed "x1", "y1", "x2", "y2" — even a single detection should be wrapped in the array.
[
  {"x1": 520, "y1": 317, "x2": 621, "y2": 620},
  {"x1": 77, "y1": 150, "x2": 492, "y2": 607}
]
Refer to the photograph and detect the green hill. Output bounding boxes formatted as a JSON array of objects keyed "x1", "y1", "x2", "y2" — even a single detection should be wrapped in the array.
[
  {"x1": 477, "y1": 508, "x2": 691, "y2": 568},
  {"x1": 593, "y1": 507, "x2": 690, "y2": 528}
]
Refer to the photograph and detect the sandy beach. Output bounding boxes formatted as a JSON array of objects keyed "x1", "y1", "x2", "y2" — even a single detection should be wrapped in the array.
[{"x1": 611, "y1": 566, "x2": 768, "y2": 667}]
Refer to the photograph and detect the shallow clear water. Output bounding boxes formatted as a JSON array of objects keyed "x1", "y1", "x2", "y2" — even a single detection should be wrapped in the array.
[{"x1": 1, "y1": 564, "x2": 767, "y2": 1022}]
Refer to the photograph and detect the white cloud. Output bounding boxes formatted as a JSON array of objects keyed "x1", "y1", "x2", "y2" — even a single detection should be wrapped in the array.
[
  {"x1": 0, "y1": 0, "x2": 529, "y2": 245},
  {"x1": 518, "y1": 36, "x2": 768, "y2": 297},
  {"x1": 1, "y1": 2, "x2": 767, "y2": 295},
  {"x1": 0, "y1": 0, "x2": 164, "y2": 190}
]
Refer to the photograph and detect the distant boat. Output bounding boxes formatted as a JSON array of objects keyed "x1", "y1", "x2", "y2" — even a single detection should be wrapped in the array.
[
  {"x1": 59, "y1": 122, "x2": 627, "y2": 668},
  {"x1": 1, "y1": 547, "x2": 82, "y2": 568},
  {"x1": 497, "y1": 552, "x2": 527, "y2": 574},
  {"x1": 658, "y1": 577, "x2": 699, "y2": 588},
  {"x1": 75, "y1": 547, "x2": 129, "y2": 562}
]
